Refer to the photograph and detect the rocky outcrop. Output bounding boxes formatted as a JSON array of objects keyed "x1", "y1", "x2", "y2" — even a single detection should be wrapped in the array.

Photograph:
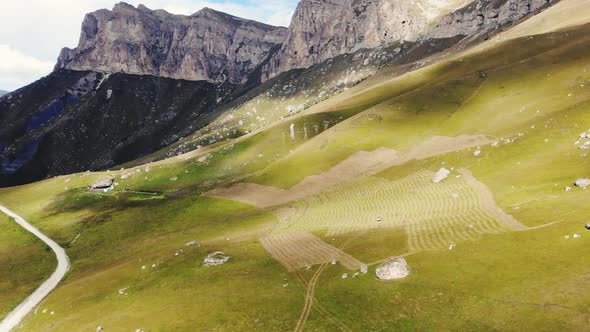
[
  {"x1": 429, "y1": 0, "x2": 559, "y2": 39},
  {"x1": 56, "y1": 3, "x2": 287, "y2": 84},
  {"x1": 261, "y1": 0, "x2": 470, "y2": 80}
]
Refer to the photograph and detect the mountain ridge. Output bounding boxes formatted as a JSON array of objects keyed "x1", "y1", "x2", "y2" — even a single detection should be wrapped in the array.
[{"x1": 56, "y1": 2, "x2": 288, "y2": 85}]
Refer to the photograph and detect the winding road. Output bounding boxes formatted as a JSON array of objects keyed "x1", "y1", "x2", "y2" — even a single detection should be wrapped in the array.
[{"x1": 0, "y1": 205, "x2": 70, "y2": 332}]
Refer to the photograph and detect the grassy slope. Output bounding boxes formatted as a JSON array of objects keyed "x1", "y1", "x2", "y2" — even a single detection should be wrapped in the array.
[
  {"x1": 0, "y1": 8, "x2": 589, "y2": 331},
  {"x1": 0, "y1": 215, "x2": 54, "y2": 319},
  {"x1": 250, "y1": 23, "x2": 590, "y2": 189}
]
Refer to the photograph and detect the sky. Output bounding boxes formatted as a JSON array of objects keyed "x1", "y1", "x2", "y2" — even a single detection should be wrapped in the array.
[{"x1": 0, "y1": 0, "x2": 299, "y2": 92}]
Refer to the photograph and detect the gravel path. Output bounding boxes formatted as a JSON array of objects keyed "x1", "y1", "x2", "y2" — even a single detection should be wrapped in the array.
[{"x1": 0, "y1": 205, "x2": 70, "y2": 332}]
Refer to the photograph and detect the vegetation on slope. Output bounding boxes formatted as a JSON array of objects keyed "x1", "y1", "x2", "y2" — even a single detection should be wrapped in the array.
[{"x1": 1, "y1": 7, "x2": 590, "y2": 331}]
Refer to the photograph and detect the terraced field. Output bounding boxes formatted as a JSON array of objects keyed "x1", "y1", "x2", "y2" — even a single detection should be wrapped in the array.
[
  {"x1": 273, "y1": 169, "x2": 520, "y2": 252},
  {"x1": 260, "y1": 232, "x2": 364, "y2": 271}
]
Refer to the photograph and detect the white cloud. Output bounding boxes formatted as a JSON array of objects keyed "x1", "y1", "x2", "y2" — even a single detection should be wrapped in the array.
[
  {"x1": 0, "y1": 45, "x2": 54, "y2": 91},
  {"x1": 0, "y1": 0, "x2": 297, "y2": 90}
]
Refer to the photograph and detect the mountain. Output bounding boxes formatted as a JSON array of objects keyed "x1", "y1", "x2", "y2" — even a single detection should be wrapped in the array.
[
  {"x1": 262, "y1": 0, "x2": 472, "y2": 80},
  {"x1": 56, "y1": 3, "x2": 287, "y2": 84},
  {"x1": 0, "y1": 70, "x2": 229, "y2": 186},
  {"x1": 262, "y1": 0, "x2": 559, "y2": 80},
  {"x1": 0, "y1": 0, "x2": 561, "y2": 187},
  {"x1": 3, "y1": 0, "x2": 590, "y2": 330}
]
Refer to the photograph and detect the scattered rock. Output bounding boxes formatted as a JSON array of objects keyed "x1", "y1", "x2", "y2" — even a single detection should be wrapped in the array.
[
  {"x1": 473, "y1": 149, "x2": 481, "y2": 157},
  {"x1": 585, "y1": 223, "x2": 590, "y2": 230},
  {"x1": 360, "y1": 264, "x2": 368, "y2": 274},
  {"x1": 451, "y1": 193, "x2": 459, "y2": 199},
  {"x1": 376, "y1": 216, "x2": 383, "y2": 222},
  {"x1": 342, "y1": 273, "x2": 348, "y2": 279},
  {"x1": 448, "y1": 243, "x2": 456, "y2": 250},
  {"x1": 118, "y1": 288, "x2": 128, "y2": 296},
  {"x1": 433, "y1": 168, "x2": 451, "y2": 183},
  {"x1": 376, "y1": 258, "x2": 410, "y2": 280},
  {"x1": 185, "y1": 240, "x2": 198, "y2": 247},
  {"x1": 96, "y1": 326, "x2": 104, "y2": 332},
  {"x1": 573, "y1": 234, "x2": 581, "y2": 239},
  {"x1": 331, "y1": 258, "x2": 337, "y2": 265},
  {"x1": 141, "y1": 265, "x2": 147, "y2": 270},
  {"x1": 106, "y1": 89, "x2": 113, "y2": 99},
  {"x1": 565, "y1": 186, "x2": 572, "y2": 192},
  {"x1": 203, "y1": 251, "x2": 230, "y2": 267}
]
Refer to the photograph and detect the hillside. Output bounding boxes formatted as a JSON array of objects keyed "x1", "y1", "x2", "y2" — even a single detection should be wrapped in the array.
[{"x1": 1, "y1": 0, "x2": 590, "y2": 331}]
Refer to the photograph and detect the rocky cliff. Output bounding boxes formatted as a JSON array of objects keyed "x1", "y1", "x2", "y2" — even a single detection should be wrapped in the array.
[
  {"x1": 429, "y1": 0, "x2": 558, "y2": 38},
  {"x1": 56, "y1": 3, "x2": 288, "y2": 84},
  {"x1": 261, "y1": 0, "x2": 471, "y2": 80}
]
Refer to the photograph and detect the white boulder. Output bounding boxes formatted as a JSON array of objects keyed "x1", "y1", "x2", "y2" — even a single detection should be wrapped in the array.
[
  {"x1": 574, "y1": 179, "x2": 590, "y2": 188},
  {"x1": 90, "y1": 177, "x2": 114, "y2": 190},
  {"x1": 473, "y1": 149, "x2": 481, "y2": 157},
  {"x1": 433, "y1": 168, "x2": 451, "y2": 183},
  {"x1": 203, "y1": 251, "x2": 230, "y2": 267},
  {"x1": 375, "y1": 258, "x2": 410, "y2": 280}
]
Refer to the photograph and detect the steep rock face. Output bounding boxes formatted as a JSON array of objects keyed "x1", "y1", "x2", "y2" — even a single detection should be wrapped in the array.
[
  {"x1": 0, "y1": 70, "x2": 225, "y2": 186},
  {"x1": 56, "y1": 3, "x2": 288, "y2": 84},
  {"x1": 429, "y1": 0, "x2": 558, "y2": 38},
  {"x1": 261, "y1": 0, "x2": 470, "y2": 80}
]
